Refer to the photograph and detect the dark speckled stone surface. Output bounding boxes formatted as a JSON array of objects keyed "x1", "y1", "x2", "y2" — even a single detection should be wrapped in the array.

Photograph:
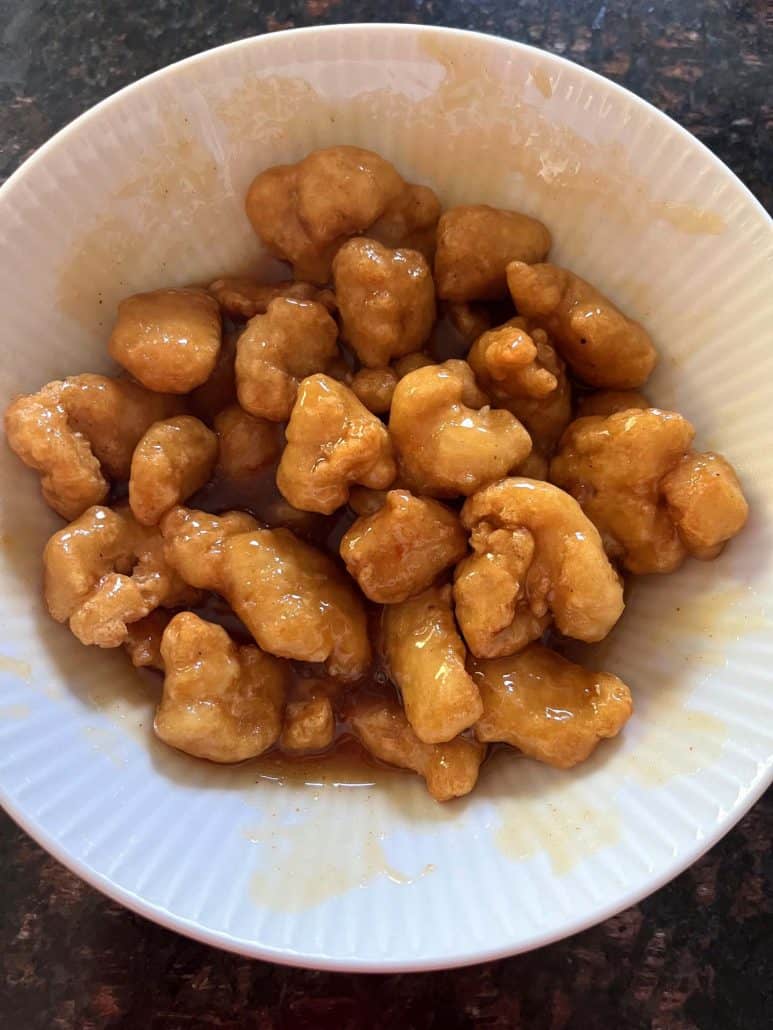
[{"x1": 1, "y1": 2, "x2": 771, "y2": 1027}]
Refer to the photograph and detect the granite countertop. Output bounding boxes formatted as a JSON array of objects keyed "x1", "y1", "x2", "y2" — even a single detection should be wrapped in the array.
[{"x1": 1, "y1": 2, "x2": 771, "y2": 1027}]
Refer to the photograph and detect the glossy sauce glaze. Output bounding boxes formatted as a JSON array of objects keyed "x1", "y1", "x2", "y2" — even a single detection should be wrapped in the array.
[
  {"x1": 170, "y1": 465, "x2": 409, "y2": 782},
  {"x1": 159, "y1": 360, "x2": 585, "y2": 784},
  {"x1": 126, "y1": 306, "x2": 634, "y2": 785}
]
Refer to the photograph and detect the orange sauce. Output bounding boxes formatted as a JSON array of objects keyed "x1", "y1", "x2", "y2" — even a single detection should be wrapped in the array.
[{"x1": 251, "y1": 735, "x2": 400, "y2": 789}]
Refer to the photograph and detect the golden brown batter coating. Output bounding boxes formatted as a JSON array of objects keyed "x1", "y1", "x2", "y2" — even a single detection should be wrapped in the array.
[
  {"x1": 214, "y1": 404, "x2": 283, "y2": 480},
  {"x1": 44, "y1": 505, "x2": 197, "y2": 648},
  {"x1": 351, "y1": 351, "x2": 448, "y2": 418},
  {"x1": 159, "y1": 507, "x2": 260, "y2": 586},
  {"x1": 155, "y1": 612, "x2": 287, "y2": 763},
  {"x1": 5, "y1": 391, "x2": 101, "y2": 518},
  {"x1": 340, "y1": 490, "x2": 468, "y2": 603},
  {"x1": 245, "y1": 165, "x2": 333, "y2": 283},
  {"x1": 280, "y1": 697, "x2": 336, "y2": 753},
  {"x1": 456, "y1": 478, "x2": 624, "y2": 656},
  {"x1": 277, "y1": 374, "x2": 396, "y2": 514},
  {"x1": 129, "y1": 416, "x2": 218, "y2": 526},
  {"x1": 471, "y1": 644, "x2": 633, "y2": 767},
  {"x1": 245, "y1": 146, "x2": 404, "y2": 283},
  {"x1": 367, "y1": 182, "x2": 441, "y2": 260},
  {"x1": 161, "y1": 508, "x2": 371, "y2": 680},
  {"x1": 333, "y1": 238, "x2": 436, "y2": 368},
  {"x1": 4, "y1": 374, "x2": 182, "y2": 519},
  {"x1": 209, "y1": 277, "x2": 335, "y2": 320},
  {"x1": 467, "y1": 318, "x2": 572, "y2": 456},
  {"x1": 469, "y1": 321, "x2": 557, "y2": 400},
  {"x1": 382, "y1": 585, "x2": 483, "y2": 743},
  {"x1": 435, "y1": 204, "x2": 551, "y2": 301},
  {"x1": 506, "y1": 262, "x2": 657, "y2": 389},
  {"x1": 661, "y1": 451, "x2": 749, "y2": 561},
  {"x1": 219, "y1": 527, "x2": 372, "y2": 681},
  {"x1": 551, "y1": 407, "x2": 687, "y2": 573},
  {"x1": 235, "y1": 297, "x2": 339, "y2": 422},
  {"x1": 350, "y1": 367, "x2": 399, "y2": 415},
  {"x1": 389, "y1": 359, "x2": 532, "y2": 497},
  {"x1": 57, "y1": 375, "x2": 185, "y2": 478},
  {"x1": 109, "y1": 288, "x2": 222, "y2": 393},
  {"x1": 550, "y1": 408, "x2": 747, "y2": 572},
  {"x1": 295, "y1": 146, "x2": 404, "y2": 245},
  {"x1": 454, "y1": 522, "x2": 550, "y2": 658},
  {"x1": 349, "y1": 698, "x2": 485, "y2": 801}
]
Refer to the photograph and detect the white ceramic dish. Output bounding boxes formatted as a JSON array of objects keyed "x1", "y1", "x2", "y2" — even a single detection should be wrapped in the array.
[{"x1": 0, "y1": 24, "x2": 771, "y2": 972}]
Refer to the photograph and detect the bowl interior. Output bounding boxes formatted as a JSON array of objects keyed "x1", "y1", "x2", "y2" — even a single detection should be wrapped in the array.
[{"x1": 0, "y1": 25, "x2": 771, "y2": 971}]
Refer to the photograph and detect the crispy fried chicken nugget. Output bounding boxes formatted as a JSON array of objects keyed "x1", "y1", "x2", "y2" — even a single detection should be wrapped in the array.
[
  {"x1": 209, "y1": 277, "x2": 335, "y2": 320},
  {"x1": 435, "y1": 204, "x2": 552, "y2": 301},
  {"x1": 129, "y1": 416, "x2": 218, "y2": 525},
  {"x1": 389, "y1": 359, "x2": 531, "y2": 497},
  {"x1": 4, "y1": 374, "x2": 182, "y2": 519},
  {"x1": 349, "y1": 698, "x2": 485, "y2": 801},
  {"x1": 296, "y1": 146, "x2": 404, "y2": 245},
  {"x1": 333, "y1": 238, "x2": 436, "y2": 368},
  {"x1": 454, "y1": 521, "x2": 549, "y2": 657},
  {"x1": 161, "y1": 508, "x2": 371, "y2": 680},
  {"x1": 350, "y1": 353, "x2": 436, "y2": 417},
  {"x1": 277, "y1": 374, "x2": 396, "y2": 514},
  {"x1": 235, "y1": 297, "x2": 339, "y2": 422},
  {"x1": 57, "y1": 375, "x2": 185, "y2": 478},
  {"x1": 340, "y1": 490, "x2": 467, "y2": 603},
  {"x1": 155, "y1": 612, "x2": 287, "y2": 762},
  {"x1": 467, "y1": 318, "x2": 572, "y2": 456},
  {"x1": 506, "y1": 262, "x2": 657, "y2": 388},
  {"x1": 245, "y1": 146, "x2": 404, "y2": 283},
  {"x1": 551, "y1": 408, "x2": 748, "y2": 572},
  {"x1": 159, "y1": 507, "x2": 259, "y2": 587},
  {"x1": 471, "y1": 644, "x2": 633, "y2": 767},
  {"x1": 44, "y1": 505, "x2": 197, "y2": 648},
  {"x1": 382, "y1": 585, "x2": 483, "y2": 743},
  {"x1": 661, "y1": 451, "x2": 749, "y2": 561},
  {"x1": 5, "y1": 392, "x2": 100, "y2": 518},
  {"x1": 280, "y1": 697, "x2": 336, "y2": 753},
  {"x1": 367, "y1": 182, "x2": 441, "y2": 260},
  {"x1": 456, "y1": 478, "x2": 624, "y2": 656},
  {"x1": 109, "y1": 288, "x2": 222, "y2": 393},
  {"x1": 245, "y1": 165, "x2": 334, "y2": 283},
  {"x1": 469, "y1": 321, "x2": 556, "y2": 400},
  {"x1": 551, "y1": 409, "x2": 694, "y2": 573}
]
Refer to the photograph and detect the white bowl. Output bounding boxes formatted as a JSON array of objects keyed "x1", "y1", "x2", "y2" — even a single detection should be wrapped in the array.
[{"x1": 0, "y1": 24, "x2": 771, "y2": 972}]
